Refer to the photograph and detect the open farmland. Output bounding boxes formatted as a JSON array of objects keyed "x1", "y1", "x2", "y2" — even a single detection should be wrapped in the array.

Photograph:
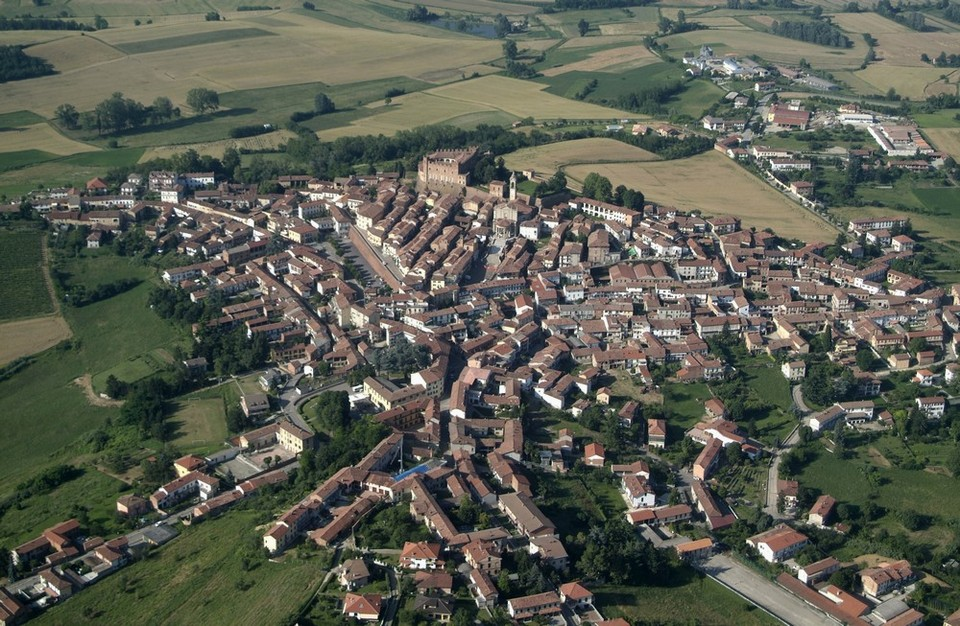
[
  {"x1": 34, "y1": 510, "x2": 328, "y2": 626},
  {"x1": 853, "y1": 65, "x2": 959, "y2": 99},
  {"x1": 27, "y1": 33, "x2": 125, "y2": 72},
  {"x1": 0, "y1": 316, "x2": 72, "y2": 366},
  {"x1": 923, "y1": 127, "x2": 960, "y2": 161},
  {"x1": 0, "y1": 13, "x2": 501, "y2": 118},
  {"x1": 0, "y1": 123, "x2": 99, "y2": 156},
  {"x1": 504, "y1": 137, "x2": 659, "y2": 175},
  {"x1": 566, "y1": 151, "x2": 838, "y2": 242},
  {"x1": 318, "y1": 76, "x2": 638, "y2": 140},
  {"x1": 0, "y1": 230, "x2": 55, "y2": 320},
  {"x1": 830, "y1": 12, "x2": 913, "y2": 34},
  {"x1": 658, "y1": 29, "x2": 865, "y2": 69},
  {"x1": 872, "y1": 31, "x2": 960, "y2": 67},
  {"x1": 540, "y1": 44, "x2": 661, "y2": 76}
]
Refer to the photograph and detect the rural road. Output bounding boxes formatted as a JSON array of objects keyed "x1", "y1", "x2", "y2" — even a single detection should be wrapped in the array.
[{"x1": 698, "y1": 554, "x2": 837, "y2": 626}]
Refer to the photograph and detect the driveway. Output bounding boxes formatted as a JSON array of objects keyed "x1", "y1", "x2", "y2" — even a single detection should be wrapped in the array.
[{"x1": 697, "y1": 554, "x2": 838, "y2": 626}]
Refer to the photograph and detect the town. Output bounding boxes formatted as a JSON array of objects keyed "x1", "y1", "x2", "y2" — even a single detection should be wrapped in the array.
[{"x1": 2, "y1": 137, "x2": 960, "y2": 626}]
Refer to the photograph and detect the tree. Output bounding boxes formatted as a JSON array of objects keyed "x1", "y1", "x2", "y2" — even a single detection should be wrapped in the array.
[
  {"x1": 503, "y1": 40, "x2": 518, "y2": 60},
  {"x1": 582, "y1": 172, "x2": 613, "y2": 202},
  {"x1": 303, "y1": 1, "x2": 315, "y2": 9},
  {"x1": 93, "y1": 15, "x2": 108, "y2": 30},
  {"x1": 186, "y1": 88, "x2": 220, "y2": 115},
  {"x1": 205, "y1": 11, "x2": 221, "y2": 21},
  {"x1": 577, "y1": 18, "x2": 589, "y2": 36},
  {"x1": 314, "y1": 92, "x2": 336, "y2": 115},
  {"x1": 150, "y1": 96, "x2": 175, "y2": 124},
  {"x1": 54, "y1": 103, "x2": 79, "y2": 129}
]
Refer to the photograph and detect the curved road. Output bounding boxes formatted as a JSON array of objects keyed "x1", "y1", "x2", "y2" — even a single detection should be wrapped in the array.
[{"x1": 764, "y1": 385, "x2": 809, "y2": 518}]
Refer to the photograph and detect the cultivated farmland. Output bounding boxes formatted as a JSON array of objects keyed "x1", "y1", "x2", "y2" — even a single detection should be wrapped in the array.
[
  {"x1": 504, "y1": 137, "x2": 659, "y2": 175},
  {"x1": 923, "y1": 127, "x2": 960, "y2": 161},
  {"x1": 318, "y1": 76, "x2": 638, "y2": 140},
  {"x1": 0, "y1": 123, "x2": 99, "y2": 156},
  {"x1": 540, "y1": 44, "x2": 661, "y2": 76},
  {"x1": 565, "y1": 151, "x2": 838, "y2": 241},
  {"x1": 0, "y1": 230, "x2": 54, "y2": 320}
]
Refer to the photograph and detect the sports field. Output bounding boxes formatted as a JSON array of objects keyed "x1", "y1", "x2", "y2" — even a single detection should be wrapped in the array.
[
  {"x1": 504, "y1": 137, "x2": 659, "y2": 175},
  {"x1": 167, "y1": 393, "x2": 230, "y2": 455},
  {"x1": 566, "y1": 151, "x2": 838, "y2": 242}
]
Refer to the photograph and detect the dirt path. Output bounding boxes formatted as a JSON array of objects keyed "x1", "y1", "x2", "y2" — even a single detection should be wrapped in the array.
[
  {"x1": 39, "y1": 235, "x2": 62, "y2": 316},
  {"x1": 73, "y1": 374, "x2": 124, "y2": 408}
]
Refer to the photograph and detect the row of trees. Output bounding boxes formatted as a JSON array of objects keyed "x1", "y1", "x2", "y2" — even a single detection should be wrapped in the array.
[
  {"x1": 0, "y1": 15, "x2": 103, "y2": 31},
  {"x1": 922, "y1": 51, "x2": 960, "y2": 67},
  {"x1": 580, "y1": 172, "x2": 645, "y2": 209},
  {"x1": 0, "y1": 45, "x2": 54, "y2": 83},
  {"x1": 54, "y1": 88, "x2": 217, "y2": 135},
  {"x1": 875, "y1": 0, "x2": 928, "y2": 30},
  {"x1": 770, "y1": 20, "x2": 852, "y2": 48}
]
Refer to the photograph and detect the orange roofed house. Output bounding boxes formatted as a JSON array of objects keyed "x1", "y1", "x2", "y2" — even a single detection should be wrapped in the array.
[
  {"x1": 400, "y1": 541, "x2": 443, "y2": 570},
  {"x1": 342, "y1": 593, "x2": 381, "y2": 621},
  {"x1": 746, "y1": 524, "x2": 809, "y2": 563}
]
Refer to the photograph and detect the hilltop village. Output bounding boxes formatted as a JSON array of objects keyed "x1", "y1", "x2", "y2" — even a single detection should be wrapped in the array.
[{"x1": 4, "y1": 144, "x2": 960, "y2": 626}]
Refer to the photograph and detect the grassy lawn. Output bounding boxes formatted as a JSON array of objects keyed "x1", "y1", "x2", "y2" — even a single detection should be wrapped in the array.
[
  {"x1": 34, "y1": 510, "x2": 327, "y2": 626},
  {"x1": 798, "y1": 443, "x2": 960, "y2": 544},
  {"x1": 90, "y1": 348, "x2": 173, "y2": 393},
  {"x1": 595, "y1": 575, "x2": 780, "y2": 625},
  {"x1": 0, "y1": 252, "x2": 185, "y2": 497},
  {"x1": 0, "y1": 229, "x2": 54, "y2": 320},
  {"x1": 0, "y1": 467, "x2": 129, "y2": 549},
  {"x1": 165, "y1": 389, "x2": 230, "y2": 455},
  {"x1": 741, "y1": 361, "x2": 796, "y2": 445},
  {"x1": 537, "y1": 471, "x2": 624, "y2": 540},
  {"x1": 663, "y1": 381, "x2": 713, "y2": 443}
]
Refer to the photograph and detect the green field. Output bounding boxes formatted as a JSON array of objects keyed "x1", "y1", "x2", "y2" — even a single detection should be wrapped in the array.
[
  {"x1": 91, "y1": 348, "x2": 174, "y2": 394},
  {"x1": 166, "y1": 387, "x2": 231, "y2": 455},
  {"x1": 595, "y1": 576, "x2": 780, "y2": 625},
  {"x1": 664, "y1": 381, "x2": 713, "y2": 428},
  {"x1": 0, "y1": 467, "x2": 129, "y2": 549},
  {"x1": 913, "y1": 187, "x2": 960, "y2": 214},
  {"x1": 34, "y1": 510, "x2": 328, "y2": 626},
  {"x1": 0, "y1": 110, "x2": 47, "y2": 129},
  {"x1": 0, "y1": 229, "x2": 55, "y2": 320},
  {"x1": 0, "y1": 252, "x2": 185, "y2": 496},
  {"x1": 113, "y1": 28, "x2": 276, "y2": 55},
  {"x1": 798, "y1": 443, "x2": 960, "y2": 543}
]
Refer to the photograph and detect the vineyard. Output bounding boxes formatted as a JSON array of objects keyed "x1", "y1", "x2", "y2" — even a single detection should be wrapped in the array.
[{"x1": 0, "y1": 229, "x2": 54, "y2": 321}]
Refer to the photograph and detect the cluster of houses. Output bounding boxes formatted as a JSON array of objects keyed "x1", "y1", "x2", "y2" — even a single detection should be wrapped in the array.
[{"x1": 21, "y1": 145, "x2": 960, "y2": 624}]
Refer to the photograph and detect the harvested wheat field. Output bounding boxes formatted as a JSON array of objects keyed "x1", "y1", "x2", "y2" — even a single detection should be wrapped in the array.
[
  {"x1": 0, "y1": 124, "x2": 99, "y2": 156},
  {"x1": 873, "y1": 31, "x2": 960, "y2": 67},
  {"x1": 541, "y1": 45, "x2": 661, "y2": 76},
  {"x1": 504, "y1": 138, "x2": 659, "y2": 176},
  {"x1": 854, "y1": 65, "x2": 955, "y2": 99},
  {"x1": 831, "y1": 12, "x2": 913, "y2": 34},
  {"x1": 29, "y1": 35, "x2": 125, "y2": 73},
  {"x1": 0, "y1": 14, "x2": 501, "y2": 117},
  {"x1": 0, "y1": 316, "x2": 72, "y2": 366},
  {"x1": 923, "y1": 128, "x2": 960, "y2": 161},
  {"x1": 565, "y1": 151, "x2": 837, "y2": 241}
]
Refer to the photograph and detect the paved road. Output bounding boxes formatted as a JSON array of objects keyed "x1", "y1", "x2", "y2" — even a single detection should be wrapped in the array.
[
  {"x1": 764, "y1": 424, "x2": 801, "y2": 518},
  {"x1": 698, "y1": 554, "x2": 838, "y2": 626},
  {"x1": 278, "y1": 376, "x2": 349, "y2": 432},
  {"x1": 791, "y1": 384, "x2": 811, "y2": 414}
]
